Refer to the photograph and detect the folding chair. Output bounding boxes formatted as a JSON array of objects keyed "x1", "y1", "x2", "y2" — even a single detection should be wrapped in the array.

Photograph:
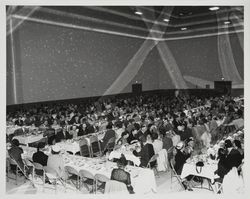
[
  {"x1": 79, "y1": 169, "x2": 95, "y2": 193},
  {"x1": 32, "y1": 162, "x2": 47, "y2": 191},
  {"x1": 7, "y1": 154, "x2": 35, "y2": 187},
  {"x1": 79, "y1": 138, "x2": 91, "y2": 157},
  {"x1": 169, "y1": 159, "x2": 186, "y2": 191},
  {"x1": 43, "y1": 166, "x2": 66, "y2": 193},
  {"x1": 103, "y1": 137, "x2": 116, "y2": 154},
  {"x1": 104, "y1": 180, "x2": 129, "y2": 194},
  {"x1": 89, "y1": 135, "x2": 102, "y2": 157},
  {"x1": 94, "y1": 173, "x2": 110, "y2": 194},
  {"x1": 147, "y1": 154, "x2": 159, "y2": 177},
  {"x1": 64, "y1": 165, "x2": 80, "y2": 191}
]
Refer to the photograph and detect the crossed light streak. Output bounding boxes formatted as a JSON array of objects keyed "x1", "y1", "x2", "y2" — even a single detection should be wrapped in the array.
[
  {"x1": 7, "y1": 6, "x2": 169, "y2": 104},
  {"x1": 183, "y1": 8, "x2": 243, "y2": 89},
  {"x1": 11, "y1": 14, "x2": 165, "y2": 41},
  {"x1": 229, "y1": 10, "x2": 243, "y2": 49},
  {"x1": 9, "y1": 17, "x2": 17, "y2": 104},
  {"x1": 7, "y1": 6, "x2": 244, "y2": 104},
  {"x1": 216, "y1": 10, "x2": 243, "y2": 87},
  {"x1": 7, "y1": 6, "x2": 39, "y2": 36},
  {"x1": 102, "y1": 6, "x2": 185, "y2": 96},
  {"x1": 139, "y1": 7, "x2": 188, "y2": 90},
  {"x1": 7, "y1": 6, "x2": 39, "y2": 104}
]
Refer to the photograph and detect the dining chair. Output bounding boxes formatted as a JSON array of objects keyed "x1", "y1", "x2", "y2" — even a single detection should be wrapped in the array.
[
  {"x1": 89, "y1": 135, "x2": 102, "y2": 157},
  {"x1": 147, "y1": 154, "x2": 159, "y2": 177},
  {"x1": 79, "y1": 138, "x2": 91, "y2": 157},
  {"x1": 7, "y1": 153, "x2": 34, "y2": 187},
  {"x1": 103, "y1": 137, "x2": 116, "y2": 154},
  {"x1": 32, "y1": 162, "x2": 46, "y2": 191},
  {"x1": 169, "y1": 159, "x2": 186, "y2": 191},
  {"x1": 94, "y1": 173, "x2": 110, "y2": 194},
  {"x1": 64, "y1": 165, "x2": 80, "y2": 191},
  {"x1": 43, "y1": 166, "x2": 66, "y2": 193},
  {"x1": 104, "y1": 180, "x2": 129, "y2": 194},
  {"x1": 79, "y1": 169, "x2": 95, "y2": 193}
]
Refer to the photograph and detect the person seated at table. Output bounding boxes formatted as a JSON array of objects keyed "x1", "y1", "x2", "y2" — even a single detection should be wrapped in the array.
[
  {"x1": 176, "y1": 124, "x2": 192, "y2": 142},
  {"x1": 100, "y1": 122, "x2": 116, "y2": 151},
  {"x1": 173, "y1": 141, "x2": 190, "y2": 175},
  {"x1": 114, "y1": 120, "x2": 124, "y2": 141},
  {"x1": 78, "y1": 122, "x2": 87, "y2": 136},
  {"x1": 32, "y1": 142, "x2": 48, "y2": 166},
  {"x1": 133, "y1": 123, "x2": 144, "y2": 141},
  {"x1": 14, "y1": 116, "x2": 24, "y2": 126},
  {"x1": 214, "y1": 148, "x2": 228, "y2": 182},
  {"x1": 85, "y1": 119, "x2": 96, "y2": 135},
  {"x1": 47, "y1": 145, "x2": 67, "y2": 180},
  {"x1": 69, "y1": 125, "x2": 79, "y2": 139},
  {"x1": 54, "y1": 125, "x2": 72, "y2": 143},
  {"x1": 32, "y1": 142, "x2": 51, "y2": 184},
  {"x1": 224, "y1": 139, "x2": 243, "y2": 171},
  {"x1": 184, "y1": 137, "x2": 194, "y2": 155},
  {"x1": 43, "y1": 127, "x2": 56, "y2": 145},
  {"x1": 233, "y1": 140, "x2": 244, "y2": 157},
  {"x1": 127, "y1": 127, "x2": 138, "y2": 144},
  {"x1": 110, "y1": 154, "x2": 135, "y2": 194},
  {"x1": 8, "y1": 139, "x2": 25, "y2": 172},
  {"x1": 116, "y1": 131, "x2": 129, "y2": 146},
  {"x1": 173, "y1": 141, "x2": 193, "y2": 191},
  {"x1": 162, "y1": 131, "x2": 174, "y2": 160},
  {"x1": 151, "y1": 133, "x2": 163, "y2": 154},
  {"x1": 51, "y1": 120, "x2": 61, "y2": 132},
  {"x1": 8, "y1": 139, "x2": 32, "y2": 176},
  {"x1": 133, "y1": 134, "x2": 155, "y2": 168},
  {"x1": 39, "y1": 120, "x2": 50, "y2": 131},
  {"x1": 207, "y1": 114, "x2": 218, "y2": 144},
  {"x1": 230, "y1": 112, "x2": 244, "y2": 130}
]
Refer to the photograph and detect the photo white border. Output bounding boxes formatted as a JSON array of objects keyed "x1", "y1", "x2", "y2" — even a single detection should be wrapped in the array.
[{"x1": 0, "y1": 1, "x2": 249, "y2": 199}]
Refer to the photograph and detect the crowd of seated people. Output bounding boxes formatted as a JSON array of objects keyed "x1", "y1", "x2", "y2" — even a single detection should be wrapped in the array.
[{"x1": 6, "y1": 93, "x2": 244, "y2": 192}]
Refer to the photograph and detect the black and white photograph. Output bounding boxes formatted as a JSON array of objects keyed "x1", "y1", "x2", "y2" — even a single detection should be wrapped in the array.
[{"x1": 2, "y1": 0, "x2": 249, "y2": 197}]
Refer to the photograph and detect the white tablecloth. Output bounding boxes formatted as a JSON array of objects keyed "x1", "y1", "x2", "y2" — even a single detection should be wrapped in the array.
[
  {"x1": 6, "y1": 126, "x2": 20, "y2": 135},
  {"x1": 56, "y1": 141, "x2": 80, "y2": 154},
  {"x1": 84, "y1": 132, "x2": 105, "y2": 145},
  {"x1": 13, "y1": 134, "x2": 44, "y2": 146},
  {"x1": 181, "y1": 160, "x2": 218, "y2": 181},
  {"x1": 109, "y1": 149, "x2": 140, "y2": 166},
  {"x1": 54, "y1": 132, "x2": 105, "y2": 154},
  {"x1": 64, "y1": 155, "x2": 156, "y2": 194},
  {"x1": 20, "y1": 147, "x2": 157, "y2": 194}
]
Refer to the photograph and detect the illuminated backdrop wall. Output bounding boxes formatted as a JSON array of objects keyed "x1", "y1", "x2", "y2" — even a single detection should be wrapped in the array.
[{"x1": 7, "y1": 21, "x2": 243, "y2": 105}]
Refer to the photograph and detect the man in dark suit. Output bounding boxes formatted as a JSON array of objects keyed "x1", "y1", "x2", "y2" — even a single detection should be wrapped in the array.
[
  {"x1": 14, "y1": 116, "x2": 24, "y2": 126},
  {"x1": 224, "y1": 139, "x2": 243, "y2": 171},
  {"x1": 8, "y1": 139, "x2": 24, "y2": 172},
  {"x1": 55, "y1": 126, "x2": 72, "y2": 143},
  {"x1": 32, "y1": 142, "x2": 48, "y2": 166},
  {"x1": 133, "y1": 134, "x2": 155, "y2": 168},
  {"x1": 100, "y1": 122, "x2": 116, "y2": 151},
  {"x1": 43, "y1": 127, "x2": 56, "y2": 145},
  {"x1": 13, "y1": 126, "x2": 27, "y2": 136}
]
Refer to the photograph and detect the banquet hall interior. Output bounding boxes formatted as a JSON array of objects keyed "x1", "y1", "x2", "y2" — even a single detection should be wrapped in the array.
[{"x1": 6, "y1": 5, "x2": 244, "y2": 195}]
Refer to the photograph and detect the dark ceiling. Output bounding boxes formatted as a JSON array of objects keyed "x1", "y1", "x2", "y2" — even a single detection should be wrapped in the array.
[{"x1": 7, "y1": 6, "x2": 244, "y2": 40}]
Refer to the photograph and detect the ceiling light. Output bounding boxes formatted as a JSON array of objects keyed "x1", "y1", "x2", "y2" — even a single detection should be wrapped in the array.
[
  {"x1": 181, "y1": 27, "x2": 187, "y2": 31},
  {"x1": 179, "y1": 13, "x2": 184, "y2": 16},
  {"x1": 209, "y1": 6, "x2": 220, "y2": 11},
  {"x1": 163, "y1": 18, "x2": 169, "y2": 22},
  {"x1": 135, "y1": 11, "x2": 143, "y2": 15},
  {"x1": 224, "y1": 21, "x2": 231, "y2": 24}
]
